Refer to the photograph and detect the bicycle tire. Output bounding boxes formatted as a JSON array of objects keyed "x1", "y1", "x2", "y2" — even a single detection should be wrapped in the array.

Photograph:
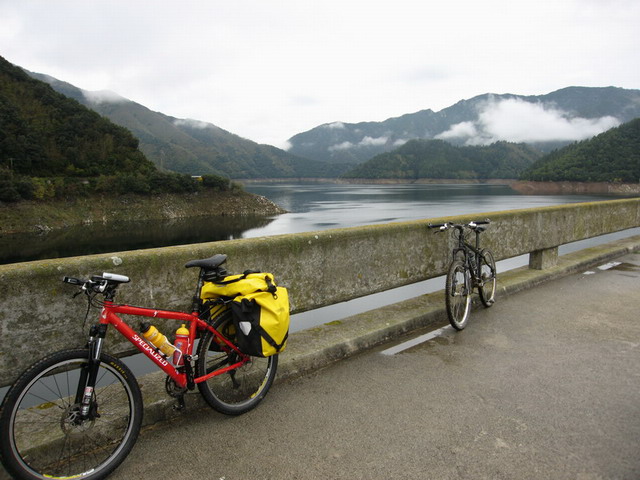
[
  {"x1": 196, "y1": 309, "x2": 278, "y2": 416},
  {"x1": 0, "y1": 349, "x2": 143, "y2": 480},
  {"x1": 478, "y1": 249, "x2": 497, "y2": 307},
  {"x1": 445, "y1": 259, "x2": 471, "y2": 330}
]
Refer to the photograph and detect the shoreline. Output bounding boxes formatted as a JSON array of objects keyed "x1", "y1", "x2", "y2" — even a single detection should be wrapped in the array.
[
  {"x1": 237, "y1": 178, "x2": 517, "y2": 185},
  {"x1": 238, "y1": 178, "x2": 640, "y2": 194},
  {"x1": 0, "y1": 190, "x2": 286, "y2": 235},
  {"x1": 3, "y1": 180, "x2": 637, "y2": 235},
  {"x1": 510, "y1": 181, "x2": 640, "y2": 195}
]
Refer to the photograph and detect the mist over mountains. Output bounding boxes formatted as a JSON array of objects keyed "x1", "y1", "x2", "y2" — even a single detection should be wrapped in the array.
[
  {"x1": 27, "y1": 70, "x2": 339, "y2": 179},
  {"x1": 19, "y1": 60, "x2": 640, "y2": 179},
  {"x1": 287, "y1": 87, "x2": 640, "y2": 165}
]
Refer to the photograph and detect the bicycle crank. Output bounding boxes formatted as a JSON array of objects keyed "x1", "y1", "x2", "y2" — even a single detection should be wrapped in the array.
[{"x1": 165, "y1": 376, "x2": 188, "y2": 410}]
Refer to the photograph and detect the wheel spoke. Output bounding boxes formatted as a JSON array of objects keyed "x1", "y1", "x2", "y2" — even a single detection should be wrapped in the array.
[
  {"x1": 445, "y1": 260, "x2": 471, "y2": 330},
  {"x1": 1, "y1": 350, "x2": 142, "y2": 480},
  {"x1": 196, "y1": 310, "x2": 278, "y2": 415}
]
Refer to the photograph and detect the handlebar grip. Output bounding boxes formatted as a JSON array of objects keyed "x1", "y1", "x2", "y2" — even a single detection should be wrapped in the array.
[
  {"x1": 62, "y1": 276, "x2": 85, "y2": 286},
  {"x1": 474, "y1": 219, "x2": 491, "y2": 225},
  {"x1": 428, "y1": 223, "x2": 447, "y2": 228}
]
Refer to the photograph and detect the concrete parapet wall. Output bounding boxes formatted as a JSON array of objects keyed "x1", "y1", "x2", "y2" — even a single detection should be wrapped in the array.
[{"x1": 1, "y1": 197, "x2": 639, "y2": 386}]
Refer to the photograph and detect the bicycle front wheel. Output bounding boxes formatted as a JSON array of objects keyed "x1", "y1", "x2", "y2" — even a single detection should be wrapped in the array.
[
  {"x1": 0, "y1": 349, "x2": 142, "y2": 480},
  {"x1": 478, "y1": 249, "x2": 497, "y2": 307},
  {"x1": 445, "y1": 259, "x2": 471, "y2": 330},
  {"x1": 196, "y1": 309, "x2": 278, "y2": 416}
]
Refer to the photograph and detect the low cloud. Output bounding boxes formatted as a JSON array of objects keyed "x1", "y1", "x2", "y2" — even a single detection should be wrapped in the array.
[
  {"x1": 325, "y1": 121, "x2": 346, "y2": 129},
  {"x1": 173, "y1": 118, "x2": 212, "y2": 129},
  {"x1": 328, "y1": 135, "x2": 388, "y2": 152},
  {"x1": 82, "y1": 89, "x2": 126, "y2": 104},
  {"x1": 328, "y1": 140, "x2": 355, "y2": 151},
  {"x1": 359, "y1": 135, "x2": 388, "y2": 146},
  {"x1": 436, "y1": 121, "x2": 478, "y2": 140},
  {"x1": 435, "y1": 98, "x2": 621, "y2": 145}
]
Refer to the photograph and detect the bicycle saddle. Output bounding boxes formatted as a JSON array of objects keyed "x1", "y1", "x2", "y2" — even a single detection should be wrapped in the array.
[{"x1": 184, "y1": 254, "x2": 227, "y2": 270}]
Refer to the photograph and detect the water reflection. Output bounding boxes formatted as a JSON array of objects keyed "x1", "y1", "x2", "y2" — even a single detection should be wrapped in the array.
[
  {"x1": 1, "y1": 183, "x2": 633, "y2": 264},
  {"x1": 242, "y1": 183, "x2": 625, "y2": 237},
  {"x1": 0, "y1": 215, "x2": 276, "y2": 264}
]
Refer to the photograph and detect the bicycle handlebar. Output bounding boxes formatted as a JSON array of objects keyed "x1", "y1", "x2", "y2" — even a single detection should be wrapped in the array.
[
  {"x1": 427, "y1": 219, "x2": 491, "y2": 232},
  {"x1": 63, "y1": 273, "x2": 130, "y2": 294}
]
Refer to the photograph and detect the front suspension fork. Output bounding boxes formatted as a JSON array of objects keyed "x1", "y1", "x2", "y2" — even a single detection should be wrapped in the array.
[{"x1": 75, "y1": 324, "x2": 108, "y2": 419}]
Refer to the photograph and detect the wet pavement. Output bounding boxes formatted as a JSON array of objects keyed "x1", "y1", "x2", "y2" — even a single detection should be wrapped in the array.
[{"x1": 105, "y1": 252, "x2": 640, "y2": 480}]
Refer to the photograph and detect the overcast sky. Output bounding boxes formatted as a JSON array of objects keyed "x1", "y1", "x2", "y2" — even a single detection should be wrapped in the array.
[{"x1": 1, "y1": 0, "x2": 638, "y2": 148}]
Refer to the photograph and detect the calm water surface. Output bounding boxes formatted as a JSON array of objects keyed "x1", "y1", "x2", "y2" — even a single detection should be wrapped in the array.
[
  {"x1": 0, "y1": 183, "x2": 633, "y2": 264},
  {"x1": 243, "y1": 183, "x2": 626, "y2": 237}
]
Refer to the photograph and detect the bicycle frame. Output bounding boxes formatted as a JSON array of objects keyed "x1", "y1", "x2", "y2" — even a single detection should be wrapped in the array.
[
  {"x1": 451, "y1": 227, "x2": 483, "y2": 275},
  {"x1": 94, "y1": 301, "x2": 249, "y2": 390}
]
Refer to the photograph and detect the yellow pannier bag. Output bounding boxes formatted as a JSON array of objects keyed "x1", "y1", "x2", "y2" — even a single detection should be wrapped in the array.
[
  {"x1": 201, "y1": 271, "x2": 290, "y2": 357},
  {"x1": 201, "y1": 271, "x2": 276, "y2": 299},
  {"x1": 230, "y1": 287, "x2": 290, "y2": 357}
]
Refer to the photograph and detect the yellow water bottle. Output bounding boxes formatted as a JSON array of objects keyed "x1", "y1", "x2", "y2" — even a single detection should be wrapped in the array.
[{"x1": 140, "y1": 323, "x2": 176, "y2": 357}]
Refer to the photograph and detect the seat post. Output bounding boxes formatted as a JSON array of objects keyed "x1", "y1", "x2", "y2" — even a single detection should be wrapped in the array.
[{"x1": 191, "y1": 269, "x2": 206, "y2": 314}]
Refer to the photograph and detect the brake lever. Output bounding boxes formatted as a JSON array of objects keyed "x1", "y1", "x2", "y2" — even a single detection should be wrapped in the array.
[{"x1": 428, "y1": 223, "x2": 447, "y2": 233}]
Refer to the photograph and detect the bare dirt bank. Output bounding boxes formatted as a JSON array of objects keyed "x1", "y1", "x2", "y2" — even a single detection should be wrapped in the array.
[
  {"x1": 511, "y1": 181, "x2": 640, "y2": 195},
  {"x1": 0, "y1": 190, "x2": 286, "y2": 234}
]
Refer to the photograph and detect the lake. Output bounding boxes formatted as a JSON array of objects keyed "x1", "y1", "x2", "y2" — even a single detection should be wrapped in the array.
[
  {"x1": 242, "y1": 183, "x2": 627, "y2": 236},
  {"x1": 0, "y1": 182, "x2": 634, "y2": 265}
]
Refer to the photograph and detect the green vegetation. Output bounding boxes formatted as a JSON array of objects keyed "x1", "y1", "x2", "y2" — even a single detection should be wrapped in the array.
[
  {"x1": 341, "y1": 140, "x2": 542, "y2": 179},
  {"x1": 0, "y1": 170, "x2": 238, "y2": 203},
  {"x1": 520, "y1": 118, "x2": 640, "y2": 183},
  {"x1": 288, "y1": 87, "x2": 640, "y2": 164},
  {"x1": 0, "y1": 55, "x2": 239, "y2": 202},
  {"x1": 28, "y1": 69, "x2": 340, "y2": 179},
  {"x1": 0, "y1": 55, "x2": 154, "y2": 177}
]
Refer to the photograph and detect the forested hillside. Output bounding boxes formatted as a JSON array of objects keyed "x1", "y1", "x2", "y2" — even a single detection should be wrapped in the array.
[
  {"x1": 0, "y1": 56, "x2": 153, "y2": 177},
  {"x1": 0, "y1": 55, "x2": 237, "y2": 202},
  {"x1": 28, "y1": 70, "x2": 340, "y2": 179},
  {"x1": 341, "y1": 140, "x2": 542, "y2": 180},
  {"x1": 288, "y1": 87, "x2": 640, "y2": 164},
  {"x1": 521, "y1": 118, "x2": 640, "y2": 183}
]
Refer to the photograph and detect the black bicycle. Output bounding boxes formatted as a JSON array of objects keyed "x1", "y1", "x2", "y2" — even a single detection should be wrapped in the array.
[{"x1": 428, "y1": 220, "x2": 497, "y2": 330}]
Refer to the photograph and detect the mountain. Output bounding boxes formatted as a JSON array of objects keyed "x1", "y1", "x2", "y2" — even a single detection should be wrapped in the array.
[
  {"x1": 0, "y1": 55, "x2": 154, "y2": 178},
  {"x1": 342, "y1": 140, "x2": 542, "y2": 180},
  {"x1": 287, "y1": 87, "x2": 640, "y2": 165},
  {"x1": 520, "y1": 118, "x2": 640, "y2": 183},
  {"x1": 28, "y1": 71, "x2": 342, "y2": 179},
  {"x1": 0, "y1": 55, "x2": 251, "y2": 203}
]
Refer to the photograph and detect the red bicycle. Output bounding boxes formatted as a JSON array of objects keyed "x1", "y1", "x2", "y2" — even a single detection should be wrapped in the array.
[{"x1": 0, "y1": 254, "x2": 278, "y2": 480}]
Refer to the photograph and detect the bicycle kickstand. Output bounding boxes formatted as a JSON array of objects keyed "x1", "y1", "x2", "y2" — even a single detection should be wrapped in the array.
[{"x1": 173, "y1": 394, "x2": 186, "y2": 411}]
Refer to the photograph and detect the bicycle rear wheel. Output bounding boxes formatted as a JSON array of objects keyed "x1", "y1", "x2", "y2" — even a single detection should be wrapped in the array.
[
  {"x1": 478, "y1": 249, "x2": 497, "y2": 307},
  {"x1": 445, "y1": 259, "x2": 471, "y2": 330},
  {"x1": 196, "y1": 309, "x2": 278, "y2": 416},
  {"x1": 0, "y1": 349, "x2": 142, "y2": 480}
]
